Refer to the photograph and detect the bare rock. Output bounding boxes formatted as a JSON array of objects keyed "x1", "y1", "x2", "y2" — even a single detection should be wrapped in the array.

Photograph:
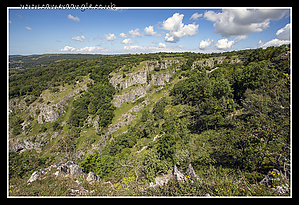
[
  {"x1": 85, "y1": 172, "x2": 101, "y2": 184},
  {"x1": 172, "y1": 165, "x2": 186, "y2": 182},
  {"x1": 186, "y1": 164, "x2": 200, "y2": 179}
]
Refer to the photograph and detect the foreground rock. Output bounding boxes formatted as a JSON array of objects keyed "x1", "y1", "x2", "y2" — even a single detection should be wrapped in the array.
[
  {"x1": 27, "y1": 160, "x2": 108, "y2": 187},
  {"x1": 148, "y1": 164, "x2": 199, "y2": 188}
]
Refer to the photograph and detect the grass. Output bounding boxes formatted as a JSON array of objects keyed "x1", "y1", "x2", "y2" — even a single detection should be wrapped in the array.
[{"x1": 9, "y1": 165, "x2": 290, "y2": 197}]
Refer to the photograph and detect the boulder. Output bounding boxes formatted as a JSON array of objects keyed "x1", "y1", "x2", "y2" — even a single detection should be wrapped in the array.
[
  {"x1": 186, "y1": 164, "x2": 200, "y2": 179},
  {"x1": 67, "y1": 161, "x2": 84, "y2": 177},
  {"x1": 172, "y1": 165, "x2": 186, "y2": 182},
  {"x1": 27, "y1": 171, "x2": 41, "y2": 184},
  {"x1": 85, "y1": 172, "x2": 101, "y2": 184}
]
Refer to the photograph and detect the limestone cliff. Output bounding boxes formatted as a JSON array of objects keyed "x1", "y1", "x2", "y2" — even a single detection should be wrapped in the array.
[{"x1": 109, "y1": 60, "x2": 180, "y2": 107}]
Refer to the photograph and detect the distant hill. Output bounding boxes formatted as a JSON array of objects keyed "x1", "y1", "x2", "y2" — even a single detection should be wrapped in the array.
[{"x1": 9, "y1": 54, "x2": 104, "y2": 69}]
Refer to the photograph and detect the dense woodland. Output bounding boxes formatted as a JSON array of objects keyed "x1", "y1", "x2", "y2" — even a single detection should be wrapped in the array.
[{"x1": 9, "y1": 45, "x2": 291, "y2": 196}]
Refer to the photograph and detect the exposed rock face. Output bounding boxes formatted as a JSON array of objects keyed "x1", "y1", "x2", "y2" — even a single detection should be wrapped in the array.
[
  {"x1": 112, "y1": 86, "x2": 147, "y2": 107},
  {"x1": 110, "y1": 71, "x2": 147, "y2": 90},
  {"x1": 37, "y1": 106, "x2": 59, "y2": 124},
  {"x1": 9, "y1": 132, "x2": 59, "y2": 153},
  {"x1": 27, "y1": 161, "x2": 85, "y2": 184},
  {"x1": 37, "y1": 86, "x2": 87, "y2": 124},
  {"x1": 150, "y1": 72, "x2": 171, "y2": 86},
  {"x1": 143, "y1": 60, "x2": 181, "y2": 71}
]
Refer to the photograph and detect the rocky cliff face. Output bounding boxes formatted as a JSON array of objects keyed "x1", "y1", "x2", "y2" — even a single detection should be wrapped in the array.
[
  {"x1": 109, "y1": 60, "x2": 180, "y2": 107},
  {"x1": 112, "y1": 86, "x2": 147, "y2": 107}
]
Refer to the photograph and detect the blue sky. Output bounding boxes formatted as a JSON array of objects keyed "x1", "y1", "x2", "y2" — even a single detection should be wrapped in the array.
[{"x1": 8, "y1": 8, "x2": 291, "y2": 55}]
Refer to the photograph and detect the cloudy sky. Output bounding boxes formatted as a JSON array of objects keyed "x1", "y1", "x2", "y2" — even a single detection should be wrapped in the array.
[{"x1": 8, "y1": 8, "x2": 291, "y2": 55}]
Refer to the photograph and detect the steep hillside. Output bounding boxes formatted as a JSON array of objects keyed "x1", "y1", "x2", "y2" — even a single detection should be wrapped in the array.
[{"x1": 8, "y1": 45, "x2": 291, "y2": 196}]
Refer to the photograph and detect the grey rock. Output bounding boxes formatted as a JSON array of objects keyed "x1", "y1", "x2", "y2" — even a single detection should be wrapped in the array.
[
  {"x1": 65, "y1": 161, "x2": 85, "y2": 177},
  {"x1": 172, "y1": 165, "x2": 186, "y2": 182},
  {"x1": 85, "y1": 172, "x2": 101, "y2": 183},
  {"x1": 112, "y1": 86, "x2": 147, "y2": 107},
  {"x1": 27, "y1": 171, "x2": 41, "y2": 184},
  {"x1": 186, "y1": 164, "x2": 200, "y2": 179},
  {"x1": 54, "y1": 171, "x2": 66, "y2": 177}
]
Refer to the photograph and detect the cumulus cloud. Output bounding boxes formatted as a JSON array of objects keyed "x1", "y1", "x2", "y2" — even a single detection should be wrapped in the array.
[
  {"x1": 123, "y1": 44, "x2": 187, "y2": 53},
  {"x1": 261, "y1": 39, "x2": 290, "y2": 48},
  {"x1": 158, "y1": 43, "x2": 166, "y2": 48},
  {"x1": 121, "y1": 38, "x2": 134, "y2": 44},
  {"x1": 67, "y1": 14, "x2": 80, "y2": 22},
  {"x1": 259, "y1": 23, "x2": 291, "y2": 48},
  {"x1": 129, "y1": 28, "x2": 143, "y2": 38},
  {"x1": 204, "y1": 9, "x2": 289, "y2": 37},
  {"x1": 70, "y1": 35, "x2": 85, "y2": 42},
  {"x1": 215, "y1": 38, "x2": 235, "y2": 50},
  {"x1": 234, "y1": 35, "x2": 248, "y2": 42},
  {"x1": 161, "y1": 13, "x2": 199, "y2": 43},
  {"x1": 190, "y1": 13, "x2": 203, "y2": 20},
  {"x1": 105, "y1": 33, "x2": 117, "y2": 42},
  {"x1": 199, "y1": 38, "x2": 214, "y2": 50},
  {"x1": 60, "y1": 46, "x2": 77, "y2": 52},
  {"x1": 276, "y1": 23, "x2": 290, "y2": 40},
  {"x1": 144, "y1": 26, "x2": 161, "y2": 36},
  {"x1": 25, "y1": 26, "x2": 32, "y2": 30},
  {"x1": 119, "y1": 33, "x2": 128, "y2": 38},
  {"x1": 60, "y1": 46, "x2": 109, "y2": 53}
]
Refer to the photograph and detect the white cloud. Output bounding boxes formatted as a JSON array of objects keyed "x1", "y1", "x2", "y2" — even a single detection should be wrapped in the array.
[
  {"x1": 119, "y1": 33, "x2": 128, "y2": 38},
  {"x1": 158, "y1": 43, "x2": 166, "y2": 48},
  {"x1": 190, "y1": 12, "x2": 203, "y2": 20},
  {"x1": 67, "y1": 14, "x2": 80, "y2": 22},
  {"x1": 204, "y1": 9, "x2": 289, "y2": 37},
  {"x1": 276, "y1": 23, "x2": 290, "y2": 40},
  {"x1": 123, "y1": 44, "x2": 187, "y2": 53},
  {"x1": 144, "y1": 26, "x2": 161, "y2": 36},
  {"x1": 129, "y1": 28, "x2": 143, "y2": 38},
  {"x1": 76, "y1": 46, "x2": 106, "y2": 53},
  {"x1": 105, "y1": 33, "x2": 117, "y2": 42},
  {"x1": 261, "y1": 39, "x2": 290, "y2": 48},
  {"x1": 25, "y1": 26, "x2": 32, "y2": 30},
  {"x1": 60, "y1": 46, "x2": 109, "y2": 53},
  {"x1": 259, "y1": 23, "x2": 291, "y2": 48},
  {"x1": 60, "y1": 46, "x2": 77, "y2": 52},
  {"x1": 70, "y1": 35, "x2": 85, "y2": 42},
  {"x1": 162, "y1": 13, "x2": 199, "y2": 43},
  {"x1": 152, "y1": 40, "x2": 158, "y2": 44},
  {"x1": 257, "y1": 40, "x2": 264, "y2": 47},
  {"x1": 234, "y1": 35, "x2": 248, "y2": 42},
  {"x1": 121, "y1": 38, "x2": 134, "y2": 44},
  {"x1": 199, "y1": 38, "x2": 214, "y2": 50},
  {"x1": 215, "y1": 38, "x2": 235, "y2": 50}
]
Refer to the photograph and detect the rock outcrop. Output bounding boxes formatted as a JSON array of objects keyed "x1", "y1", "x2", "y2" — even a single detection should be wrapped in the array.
[
  {"x1": 186, "y1": 164, "x2": 200, "y2": 179},
  {"x1": 112, "y1": 86, "x2": 147, "y2": 107},
  {"x1": 110, "y1": 71, "x2": 147, "y2": 90},
  {"x1": 27, "y1": 161, "x2": 101, "y2": 184},
  {"x1": 148, "y1": 164, "x2": 199, "y2": 189}
]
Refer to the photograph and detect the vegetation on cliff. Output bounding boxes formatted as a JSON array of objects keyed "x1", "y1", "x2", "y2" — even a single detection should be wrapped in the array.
[{"x1": 8, "y1": 45, "x2": 291, "y2": 196}]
